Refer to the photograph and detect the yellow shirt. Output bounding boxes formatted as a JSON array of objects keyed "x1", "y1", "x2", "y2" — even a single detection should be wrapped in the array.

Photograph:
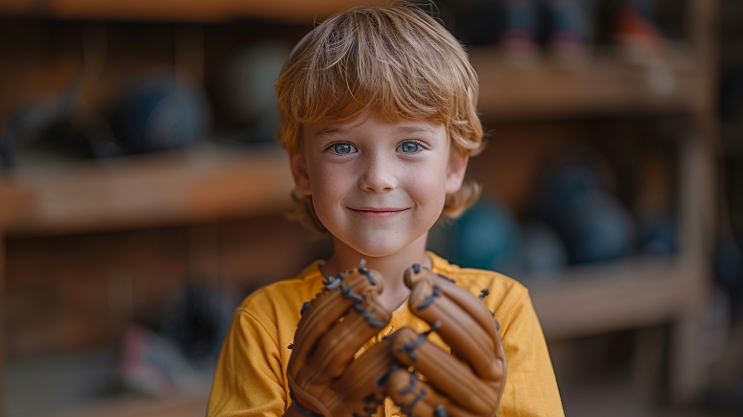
[{"x1": 207, "y1": 252, "x2": 564, "y2": 417}]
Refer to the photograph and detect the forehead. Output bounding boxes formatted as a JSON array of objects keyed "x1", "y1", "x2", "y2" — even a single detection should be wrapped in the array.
[{"x1": 303, "y1": 112, "x2": 446, "y2": 142}]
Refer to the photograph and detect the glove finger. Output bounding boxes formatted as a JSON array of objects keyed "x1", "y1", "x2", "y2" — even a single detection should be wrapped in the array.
[
  {"x1": 289, "y1": 267, "x2": 384, "y2": 375},
  {"x1": 298, "y1": 294, "x2": 391, "y2": 385},
  {"x1": 391, "y1": 327, "x2": 495, "y2": 415},
  {"x1": 388, "y1": 368, "x2": 475, "y2": 417},
  {"x1": 325, "y1": 337, "x2": 396, "y2": 416},
  {"x1": 407, "y1": 276, "x2": 504, "y2": 382},
  {"x1": 405, "y1": 266, "x2": 499, "y2": 342}
]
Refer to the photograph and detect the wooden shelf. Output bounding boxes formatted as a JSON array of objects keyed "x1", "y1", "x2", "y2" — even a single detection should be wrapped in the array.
[
  {"x1": 470, "y1": 49, "x2": 709, "y2": 121},
  {"x1": 0, "y1": 0, "x2": 384, "y2": 23},
  {"x1": 527, "y1": 256, "x2": 709, "y2": 340},
  {"x1": 0, "y1": 147, "x2": 294, "y2": 236}
]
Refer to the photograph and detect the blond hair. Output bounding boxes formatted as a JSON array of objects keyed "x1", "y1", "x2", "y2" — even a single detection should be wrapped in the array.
[{"x1": 275, "y1": 0, "x2": 484, "y2": 234}]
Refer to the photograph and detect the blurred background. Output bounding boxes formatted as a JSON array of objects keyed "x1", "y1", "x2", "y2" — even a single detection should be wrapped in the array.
[{"x1": 0, "y1": 0, "x2": 739, "y2": 415}]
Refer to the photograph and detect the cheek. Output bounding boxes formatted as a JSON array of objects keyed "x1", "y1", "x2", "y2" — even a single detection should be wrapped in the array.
[
  {"x1": 405, "y1": 164, "x2": 449, "y2": 204},
  {"x1": 308, "y1": 159, "x2": 336, "y2": 190},
  {"x1": 308, "y1": 165, "x2": 350, "y2": 209}
]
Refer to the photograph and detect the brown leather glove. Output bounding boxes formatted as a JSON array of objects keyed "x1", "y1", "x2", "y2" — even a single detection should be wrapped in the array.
[
  {"x1": 387, "y1": 265, "x2": 507, "y2": 417},
  {"x1": 287, "y1": 260, "x2": 396, "y2": 417}
]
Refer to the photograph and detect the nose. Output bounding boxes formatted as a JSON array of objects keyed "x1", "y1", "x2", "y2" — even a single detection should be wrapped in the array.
[{"x1": 357, "y1": 153, "x2": 397, "y2": 193}]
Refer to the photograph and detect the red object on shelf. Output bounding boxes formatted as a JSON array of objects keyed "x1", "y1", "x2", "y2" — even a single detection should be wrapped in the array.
[{"x1": 615, "y1": 1, "x2": 669, "y2": 64}]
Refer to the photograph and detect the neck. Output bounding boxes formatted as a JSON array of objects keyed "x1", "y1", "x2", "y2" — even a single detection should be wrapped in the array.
[{"x1": 321, "y1": 233, "x2": 432, "y2": 311}]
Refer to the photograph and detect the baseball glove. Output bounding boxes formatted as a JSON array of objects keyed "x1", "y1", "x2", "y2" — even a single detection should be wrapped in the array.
[
  {"x1": 287, "y1": 260, "x2": 396, "y2": 417},
  {"x1": 387, "y1": 264, "x2": 507, "y2": 417}
]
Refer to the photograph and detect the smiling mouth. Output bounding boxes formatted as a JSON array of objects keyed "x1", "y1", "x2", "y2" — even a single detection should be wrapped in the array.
[
  {"x1": 347, "y1": 207, "x2": 409, "y2": 217},
  {"x1": 348, "y1": 207, "x2": 407, "y2": 212}
]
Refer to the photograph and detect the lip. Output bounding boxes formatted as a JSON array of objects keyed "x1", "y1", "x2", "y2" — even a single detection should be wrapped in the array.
[{"x1": 347, "y1": 206, "x2": 409, "y2": 219}]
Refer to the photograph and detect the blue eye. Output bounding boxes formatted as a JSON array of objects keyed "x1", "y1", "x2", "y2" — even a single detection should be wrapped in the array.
[
  {"x1": 399, "y1": 141, "x2": 422, "y2": 153},
  {"x1": 330, "y1": 143, "x2": 356, "y2": 155}
]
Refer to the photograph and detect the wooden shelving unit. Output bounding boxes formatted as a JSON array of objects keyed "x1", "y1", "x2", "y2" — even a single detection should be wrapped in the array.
[{"x1": 0, "y1": 0, "x2": 718, "y2": 415}]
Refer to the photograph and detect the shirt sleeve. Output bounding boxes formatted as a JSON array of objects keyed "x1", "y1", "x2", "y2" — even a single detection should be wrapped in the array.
[
  {"x1": 207, "y1": 306, "x2": 289, "y2": 417},
  {"x1": 496, "y1": 289, "x2": 565, "y2": 417}
]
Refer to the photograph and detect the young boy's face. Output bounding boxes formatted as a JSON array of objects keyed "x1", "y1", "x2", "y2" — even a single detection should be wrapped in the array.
[{"x1": 291, "y1": 111, "x2": 468, "y2": 257}]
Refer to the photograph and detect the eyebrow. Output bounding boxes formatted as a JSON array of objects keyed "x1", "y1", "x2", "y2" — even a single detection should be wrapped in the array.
[
  {"x1": 313, "y1": 127, "x2": 346, "y2": 140},
  {"x1": 396, "y1": 125, "x2": 437, "y2": 135}
]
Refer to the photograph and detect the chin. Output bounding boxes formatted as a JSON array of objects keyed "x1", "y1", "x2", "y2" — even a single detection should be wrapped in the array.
[{"x1": 341, "y1": 235, "x2": 408, "y2": 258}]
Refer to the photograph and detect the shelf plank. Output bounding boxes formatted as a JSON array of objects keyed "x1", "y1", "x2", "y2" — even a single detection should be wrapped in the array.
[
  {"x1": 0, "y1": 149, "x2": 295, "y2": 236},
  {"x1": 471, "y1": 49, "x2": 708, "y2": 121},
  {"x1": 528, "y1": 257, "x2": 708, "y2": 340},
  {"x1": 0, "y1": 0, "x2": 384, "y2": 23}
]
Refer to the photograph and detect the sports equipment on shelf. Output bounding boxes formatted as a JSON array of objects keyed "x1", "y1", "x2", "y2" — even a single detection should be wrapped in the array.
[
  {"x1": 114, "y1": 74, "x2": 211, "y2": 154},
  {"x1": 446, "y1": 200, "x2": 520, "y2": 274},
  {"x1": 536, "y1": 161, "x2": 636, "y2": 264},
  {"x1": 217, "y1": 41, "x2": 290, "y2": 143},
  {"x1": 518, "y1": 220, "x2": 568, "y2": 278}
]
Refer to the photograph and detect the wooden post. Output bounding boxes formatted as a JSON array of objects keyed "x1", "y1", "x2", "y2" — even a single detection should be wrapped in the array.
[{"x1": 670, "y1": 129, "x2": 716, "y2": 404}]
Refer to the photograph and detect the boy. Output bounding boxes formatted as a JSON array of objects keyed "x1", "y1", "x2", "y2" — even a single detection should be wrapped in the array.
[{"x1": 207, "y1": 2, "x2": 564, "y2": 416}]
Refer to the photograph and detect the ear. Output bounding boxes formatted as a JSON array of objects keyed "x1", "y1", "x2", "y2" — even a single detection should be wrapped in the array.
[
  {"x1": 445, "y1": 149, "x2": 469, "y2": 196},
  {"x1": 290, "y1": 151, "x2": 312, "y2": 196}
]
